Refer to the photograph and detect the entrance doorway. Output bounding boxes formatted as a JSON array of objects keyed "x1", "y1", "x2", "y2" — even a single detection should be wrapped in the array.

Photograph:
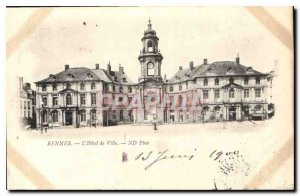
[
  {"x1": 65, "y1": 111, "x2": 73, "y2": 125},
  {"x1": 228, "y1": 107, "x2": 236, "y2": 121}
]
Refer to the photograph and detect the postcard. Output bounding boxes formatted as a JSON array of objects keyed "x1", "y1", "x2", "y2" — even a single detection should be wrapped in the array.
[{"x1": 6, "y1": 6, "x2": 294, "y2": 190}]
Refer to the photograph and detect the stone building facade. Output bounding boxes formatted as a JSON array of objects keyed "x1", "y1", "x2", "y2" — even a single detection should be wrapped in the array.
[{"x1": 35, "y1": 19, "x2": 274, "y2": 128}]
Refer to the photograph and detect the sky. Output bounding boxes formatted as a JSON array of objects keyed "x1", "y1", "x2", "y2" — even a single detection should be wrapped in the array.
[{"x1": 6, "y1": 7, "x2": 292, "y2": 89}]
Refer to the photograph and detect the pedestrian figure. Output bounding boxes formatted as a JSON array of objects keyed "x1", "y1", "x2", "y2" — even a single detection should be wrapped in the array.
[{"x1": 153, "y1": 117, "x2": 158, "y2": 133}]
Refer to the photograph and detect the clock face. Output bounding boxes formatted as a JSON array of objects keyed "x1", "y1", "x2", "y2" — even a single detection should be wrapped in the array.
[{"x1": 147, "y1": 62, "x2": 154, "y2": 69}]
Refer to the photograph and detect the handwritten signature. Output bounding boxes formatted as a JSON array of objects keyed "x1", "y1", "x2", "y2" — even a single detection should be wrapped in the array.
[{"x1": 135, "y1": 148, "x2": 197, "y2": 170}]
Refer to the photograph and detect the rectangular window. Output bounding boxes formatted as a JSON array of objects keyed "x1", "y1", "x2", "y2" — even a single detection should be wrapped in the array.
[
  {"x1": 204, "y1": 79, "x2": 208, "y2": 86},
  {"x1": 229, "y1": 89, "x2": 235, "y2": 98},
  {"x1": 169, "y1": 86, "x2": 173, "y2": 92},
  {"x1": 203, "y1": 90, "x2": 209, "y2": 99},
  {"x1": 244, "y1": 89, "x2": 249, "y2": 98},
  {"x1": 53, "y1": 96, "x2": 58, "y2": 106},
  {"x1": 81, "y1": 111, "x2": 86, "y2": 122},
  {"x1": 53, "y1": 84, "x2": 57, "y2": 91},
  {"x1": 42, "y1": 85, "x2": 46, "y2": 91},
  {"x1": 91, "y1": 93, "x2": 96, "y2": 105},
  {"x1": 255, "y1": 89, "x2": 261, "y2": 97},
  {"x1": 42, "y1": 96, "x2": 47, "y2": 106},
  {"x1": 28, "y1": 111, "x2": 30, "y2": 118},
  {"x1": 91, "y1": 83, "x2": 96, "y2": 90},
  {"x1": 80, "y1": 94, "x2": 86, "y2": 105},
  {"x1": 28, "y1": 101, "x2": 30, "y2": 109},
  {"x1": 244, "y1": 78, "x2": 248, "y2": 85},
  {"x1": 179, "y1": 85, "x2": 182, "y2": 91},
  {"x1": 52, "y1": 111, "x2": 58, "y2": 122},
  {"x1": 214, "y1": 90, "x2": 220, "y2": 99},
  {"x1": 256, "y1": 77, "x2": 260, "y2": 85},
  {"x1": 24, "y1": 101, "x2": 26, "y2": 109}
]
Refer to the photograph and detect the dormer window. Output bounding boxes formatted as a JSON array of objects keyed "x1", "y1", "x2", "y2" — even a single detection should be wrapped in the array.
[
  {"x1": 246, "y1": 67, "x2": 253, "y2": 72},
  {"x1": 175, "y1": 76, "x2": 180, "y2": 81},
  {"x1": 80, "y1": 83, "x2": 85, "y2": 90},
  {"x1": 87, "y1": 73, "x2": 93, "y2": 78},
  {"x1": 122, "y1": 78, "x2": 127, "y2": 83},
  {"x1": 49, "y1": 74, "x2": 56, "y2": 79},
  {"x1": 114, "y1": 76, "x2": 118, "y2": 82},
  {"x1": 207, "y1": 68, "x2": 212, "y2": 73},
  {"x1": 227, "y1": 67, "x2": 233, "y2": 73},
  {"x1": 68, "y1": 74, "x2": 74, "y2": 79}
]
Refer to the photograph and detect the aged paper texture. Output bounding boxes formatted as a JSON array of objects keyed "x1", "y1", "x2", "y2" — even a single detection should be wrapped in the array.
[{"x1": 6, "y1": 7, "x2": 294, "y2": 190}]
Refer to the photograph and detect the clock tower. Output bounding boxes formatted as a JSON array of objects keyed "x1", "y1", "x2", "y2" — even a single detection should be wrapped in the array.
[{"x1": 138, "y1": 18, "x2": 163, "y2": 82}]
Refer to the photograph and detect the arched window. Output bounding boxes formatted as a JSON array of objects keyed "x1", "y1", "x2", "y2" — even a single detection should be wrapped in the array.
[
  {"x1": 80, "y1": 83, "x2": 85, "y2": 90},
  {"x1": 229, "y1": 89, "x2": 235, "y2": 98},
  {"x1": 203, "y1": 78, "x2": 208, "y2": 86},
  {"x1": 66, "y1": 93, "x2": 72, "y2": 105},
  {"x1": 147, "y1": 40, "x2": 153, "y2": 52},
  {"x1": 229, "y1": 77, "x2": 234, "y2": 84},
  {"x1": 52, "y1": 110, "x2": 58, "y2": 122},
  {"x1": 91, "y1": 82, "x2": 96, "y2": 90},
  {"x1": 215, "y1": 78, "x2": 219, "y2": 85}
]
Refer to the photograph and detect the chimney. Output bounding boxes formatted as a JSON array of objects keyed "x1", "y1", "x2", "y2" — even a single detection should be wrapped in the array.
[
  {"x1": 236, "y1": 53, "x2": 240, "y2": 64},
  {"x1": 107, "y1": 61, "x2": 111, "y2": 73},
  {"x1": 18, "y1": 77, "x2": 23, "y2": 90},
  {"x1": 65, "y1": 64, "x2": 69, "y2": 70},
  {"x1": 236, "y1": 56, "x2": 240, "y2": 64},
  {"x1": 119, "y1": 64, "x2": 124, "y2": 74},
  {"x1": 179, "y1": 66, "x2": 183, "y2": 70},
  {"x1": 95, "y1": 64, "x2": 99, "y2": 69},
  {"x1": 203, "y1": 59, "x2": 207, "y2": 65},
  {"x1": 189, "y1": 61, "x2": 194, "y2": 70}
]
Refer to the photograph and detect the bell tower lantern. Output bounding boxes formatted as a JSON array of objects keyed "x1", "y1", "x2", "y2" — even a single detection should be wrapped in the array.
[{"x1": 138, "y1": 18, "x2": 163, "y2": 82}]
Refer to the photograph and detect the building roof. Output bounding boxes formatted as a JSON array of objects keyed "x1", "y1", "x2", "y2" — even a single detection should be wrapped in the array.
[
  {"x1": 167, "y1": 61, "x2": 266, "y2": 84},
  {"x1": 36, "y1": 67, "x2": 100, "y2": 84},
  {"x1": 103, "y1": 70, "x2": 134, "y2": 84},
  {"x1": 36, "y1": 66, "x2": 134, "y2": 85}
]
